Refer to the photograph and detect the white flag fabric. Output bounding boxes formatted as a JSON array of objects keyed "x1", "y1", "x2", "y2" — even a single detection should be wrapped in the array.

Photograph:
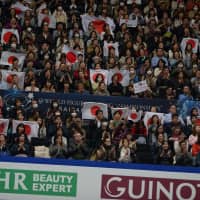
[
  {"x1": 11, "y1": 1, "x2": 31, "y2": 16},
  {"x1": 0, "y1": 51, "x2": 26, "y2": 70},
  {"x1": 62, "y1": 45, "x2": 80, "y2": 64},
  {"x1": 36, "y1": 2, "x2": 47, "y2": 14},
  {"x1": 143, "y1": 112, "x2": 164, "y2": 131},
  {"x1": 12, "y1": 120, "x2": 39, "y2": 140},
  {"x1": 103, "y1": 41, "x2": 119, "y2": 57},
  {"x1": 134, "y1": 80, "x2": 149, "y2": 94},
  {"x1": 180, "y1": 37, "x2": 199, "y2": 53},
  {"x1": 1, "y1": 70, "x2": 25, "y2": 90},
  {"x1": 111, "y1": 107, "x2": 129, "y2": 119},
  {"x1": 108, "y1": 69, "x2": 130, "y2": 87},
  {"x1": 1, "y1": 28, "x2": 20, "y2": 44},
  {"x1": 81, "y1": 14, "x2": 97, "y2": 32},
  {"x1": 120, "y1": 18, "x2": 138, "y2": 27},
  {"x1": 82, "y1": 102, "x2": 108, "y2": 119},
  {"x1": 90, "y1": 69, "x2": 108, "y2": 85},
  {"x1": 98, "y1": 16, "x2": 116, "y2": 31},
  {"x1": 0, "y1": 118, "x2": 9, "y2": 135},
  {"x1": 38, "y1": 13, "x2": 56, "y2": 29},
  {"x1": 128, "y1": 110, "x2": 142, "y2": 122},
  {"x1": 81, "y1": 14, "x2": 115, "y2": 34}
]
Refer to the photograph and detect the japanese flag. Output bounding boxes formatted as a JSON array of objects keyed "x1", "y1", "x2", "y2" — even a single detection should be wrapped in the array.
[
  {"x1": 90, "y1": 69, "x2": 108, "y2": 85},
  {"x1": 1, "y1": 70, "x2": 25, "y2": 90},
  {"x1": 133, "y1": 80, "x2": 149, "y2": 94},
  {"x1": 38, "y1": 13, "x2": 56, "y2": 29},
  {"x1": 143, "y1": 112, "x2": 164, "y2": 130},
  {"x1": 92, "y1": 20, "x2": 106, "y2": 34},
  {"x1": 82, "y1": 102, "x2": 108, "y2": 119},
  {"x1": 11, "y1": 1, "x2": 31, "y2": 16},
  {"x1": 12, "y1": 120, "x2": 39, "y2": 140},
  {"x1": 103, "y1": 41, "x2": 119, "y2": 57},
  {"x1": 101, "y1": 16, "x2": 116, "y2": 31},
  {"x1": 111, "y1": 107, "x2": 129, "y2": 119},
  {"x1": 180, "y1": 37, "x2": 199, "y2": 53},
  {"x1": 81, "y1": 14, "x2": 97, "y2": 32},
  {"x1": 1, "y1": 28, "x2": 20, "y2": 44},
  {"x1": 0, "y1": 119, "x2": 9, "y2": 135},
  {"x1": 62, "y1": 45, "x2": 78, "y2": 64},
  {"x1": 0, "y1": 51, "x2": 26, "y2": 69},
  {"x1": 128, "y1": 110, "x2": 142, "y2": 122},
  {"x1": 108, "y1": 69, "x2": 130, "y2": 87}
]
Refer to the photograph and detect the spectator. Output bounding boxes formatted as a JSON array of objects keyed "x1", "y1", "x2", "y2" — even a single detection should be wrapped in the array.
[
  {"x1": 192, "y1": 135, "x2": 200, "y2": 166},
  {"x1": 10, "y1": 133, "x2": 30, "y2": 157},
  {"x1": 190, "y1": 120, "x2": 200, "y2": 147},
  {"x1": 156, "y1": 141, "x2": 174, "y2": 165},
  {"x1": 51, "y1": 127, "x2": 68, "y2": 147},
  {"x1": 41, "y1": 80, "x2": 55, "y2": 93},
  {"x1": 94, "y1": 81, "x2": 109, "y2": 96},
  {"x1": 88, "y1": 109, "x2": 105, "y2": 136},
  {"x1": 175, "y1": 140, "x2": 193, "y2": 166},
  {"x1": 148, "y1": 114, "x2": 161, "y2": 145},
  {"x1": 37, "y1": 117, "x2": 47, "y2": 139},
  {"x1": 49, "y1": 135, "x2": 68, "y2": 159},
  {"x1": 108, "y1": 74, "x2": 124, "y2": 96},
  {"x1": 0, "y1": 134, "x2": 9, "y2": 157},
  {"x1": 68, "y1": 129, "x2": 89, "y2": 160},
  {"x1": 53, "y1": 6, "x2": 67, "y2": 25},
  {"x1": 118, "y1": 138, "x2": 132, "y2": 163},
  {"x1": 96, "y1": 135, "x2": 116, "y2": 162}
]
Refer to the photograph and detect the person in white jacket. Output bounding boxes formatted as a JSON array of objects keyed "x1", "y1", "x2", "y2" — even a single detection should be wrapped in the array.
[{"x1": 118, "y1": 138, "x2": 132, "y2": 163}]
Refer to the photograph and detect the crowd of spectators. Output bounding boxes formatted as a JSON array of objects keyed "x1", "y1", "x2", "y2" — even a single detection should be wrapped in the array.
[{"x1": 0, "y1": 0, "x2": 200, "y2": 167}]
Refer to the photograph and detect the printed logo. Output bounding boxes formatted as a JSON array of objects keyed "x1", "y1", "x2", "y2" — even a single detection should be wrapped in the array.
[
  {"x1": 101, "y1": 174, "x2": 200, "y2": 200},
  {"x1": 0, "y1": 169, "x2": 77, "y2": 197}
]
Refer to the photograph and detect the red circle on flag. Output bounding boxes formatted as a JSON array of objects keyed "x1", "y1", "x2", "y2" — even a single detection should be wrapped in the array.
[
  {"x1": 92, "y1": 73, "x2": 105, "y2": 82},
  {"x1": 24, "y1": 125, "x2": 31, "y2": 135},
  {"x1": 130, "y1": 113, "x2": 138, "y2": 120},
  {"x1": 6, "y1": 74, "x2": 13, "y2": 83},
  {"x1": 0, "y1": 123, "x2": 5, "y2": 133},
  {"x1": 66, "y1": 52, "x2": 77, "y2": 63},
  {"x1": 8, "y1": 56, "x2": 17, "y2": 64},
  {"x1": 93, "y1": 20, "x2": 105, "y2": 25},
  {"x1": 90, "y1": 105, "x2": 101, "y2": 116},
  {"x1": 43, "y1": 16, "x2": 50, "y2": 24},
  {"x1": 115, "y1": 73, "x2": 123, "y2": 82},
  {"x1": 14, "y1": 8, "x2": 22, "y2": 15},
  {"x1": 147, "y1": 118, "x2": 152, "y2": 127},
  {"x1": 187, "y1": 39, "x2": 195, "y2": 49},
  {"x1": 3, "y1": 32, "x2": 13, "y2": 44}
]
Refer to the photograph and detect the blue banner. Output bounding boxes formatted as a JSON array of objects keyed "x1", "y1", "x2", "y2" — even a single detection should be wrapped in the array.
[
  {"x1": 0, "y1": 89, "x2": 175, "y2": 117},
  {"x1": 178, "y1": 100, "x2": 200, "y2": 119}
]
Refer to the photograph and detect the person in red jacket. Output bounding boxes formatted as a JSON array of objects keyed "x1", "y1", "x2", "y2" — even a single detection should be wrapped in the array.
[{"x1": 191, "y1": 121, "x2": 200, "y2": 166}]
